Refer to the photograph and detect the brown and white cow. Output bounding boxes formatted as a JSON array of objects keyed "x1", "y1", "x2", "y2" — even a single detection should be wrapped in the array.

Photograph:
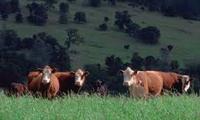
[
  {"x1": 121, "y1": 67, "x2": 163, "y2": 98},
  {"x1": 28, "y1": 65, "x2": 59, "y2": 99},
  {"x1": 121, "y1": 67, "x2": 191, "y2": 98},
  {"x1": 158, "y1": 72, "x2": 191, "y2": 94},
  {"x1": 54, "y1": 69, "x2": 89, "y2": 94}
]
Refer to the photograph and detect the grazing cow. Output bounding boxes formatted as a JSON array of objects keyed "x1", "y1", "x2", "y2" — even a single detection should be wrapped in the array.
[
  {"x1": 28, "y1": 65, "x2": 59, "y2": 99},
  {"x1": 8, "y1": 82, "x2": 28, "y2": 96},
  {"x1": 54, "y1": 69, "x2": 89, "y2": 94},
  {"x1": 94, "y1": 80, "x2": 108, "y2": 96},
  {"x1": 121, "y1": 67, "x2": 163, "y2": 98}
]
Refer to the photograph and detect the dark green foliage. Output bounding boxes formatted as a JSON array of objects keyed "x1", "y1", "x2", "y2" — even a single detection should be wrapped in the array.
[
  {"x1": 15, "y1": 12, "x2": 23, "y2": 23},
  {"x1": 59, "y1": 2, "x2": 69, "y2": 13},
  {"x1": 129, "y1": 0, "x2": 200, "y2": 20},
  {"x1": 130, "y1": 52, "x2": 144, "y2": 70},
  {"x1": 89, "y1": 0, "x2": 101, "y2": 7},
  {"x1": 26, "y1": 3, "x2": 48, "y2": 26},
  {"x1": 0, "y1": 30, "x2": 71, "y2": 86},
  {"x1": 44, "y1": 0, "x2": 57, "y2": 9},
  {"x1": 65, "y1": 28, "x2": 84, "y2": 50},
  {"x1": 10, "y1": 0, "x2": 20, "y2": 13},
  {"x1": 138, "y1": 26, "x2": 160, "y2": 44},
  {"x1": 74, "y1": 12, "x2": 87, "y2": 24},
  {"x1": 144, "y1": 56, "x2": 157, "y2": 70},
  {"x1": 98, "y1": 23, "x2": 108, "y2": 31},
  {"x1": 105, "y1": 55, "x2": 124, "y2": 76}
]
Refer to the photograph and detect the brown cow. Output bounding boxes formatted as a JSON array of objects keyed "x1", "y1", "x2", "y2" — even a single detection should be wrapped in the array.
[
  {"x1": 121, "y1": 67, "x2": 163, "y2": 98},
  {"x1": 121, "y1": 67, "x2": 191, "y2": 98},
  {"x1": 8, "y1": 82, "x2": 28, "y2": 96},
  {"x1": 28, "y1": 65, "x2": 59, "y2": 99},
  {"x1": 27, "y1": 71, "x2": 40, "y2": 84},
  {"x1": 158, "y1": 72, "x2": 191, "y2": 94},
  {"x1": 54, "y1": 69, "x2": 89, "y2": 94}
]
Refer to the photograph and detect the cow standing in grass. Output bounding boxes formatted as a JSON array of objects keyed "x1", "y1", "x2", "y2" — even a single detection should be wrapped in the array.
[
  {"x1": 121, "y1": 67, "x2": 163, "y2": 98},
  {"x1": 28, "y1": 65, "x2": 60, "y2": 99},
  {"x1": 54, "y1": 69, "x2": 89, "y2": 94},
  {"x1": 121, "y1": 67, "x2": 191, "y2": 98}
]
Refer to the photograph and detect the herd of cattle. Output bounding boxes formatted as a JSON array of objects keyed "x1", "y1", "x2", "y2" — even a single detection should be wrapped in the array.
[{"x1": 3, "y1": 65, "x2": 192, "y2": 99}]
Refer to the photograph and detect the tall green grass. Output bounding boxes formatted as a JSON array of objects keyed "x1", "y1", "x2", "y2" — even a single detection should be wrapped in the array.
[{"x1": 0, "y1": 92, "x2": 199, "y2": 120}]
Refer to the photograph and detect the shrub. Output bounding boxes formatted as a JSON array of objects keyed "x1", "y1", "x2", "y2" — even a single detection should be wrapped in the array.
[
  {"x1": 138, "y1": 26, "x2": 160, "y2": 44},
  {"x1": 15, "y1": 12, "x2": 23, "y2": 23},
  {"x1": 89, "y1": 0, "x2": 101, "y2": 7},
  {"x1": 74, "y1": 12, "x2": 87, "y2": 24},
  {"x1": 98, "y1": 23, "x2": 108, "y2": 31}
]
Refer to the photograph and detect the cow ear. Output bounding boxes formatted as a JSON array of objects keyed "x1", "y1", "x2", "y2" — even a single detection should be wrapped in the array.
[
  {"x1": 120, "y1": 70, "x2": 124, "y2": 73},
  {"x1": 70, "y1": 71, "x2": 75, "y2": 75},
  {"x1": 52, "y1": 67, "x2": 58, "y2": 73},
  {"x1": 84, "y1": 71, "x2": 89, "y2": 76},
  {"x1": 131, "y1": 71, "x2": 138, "y2": 76}
]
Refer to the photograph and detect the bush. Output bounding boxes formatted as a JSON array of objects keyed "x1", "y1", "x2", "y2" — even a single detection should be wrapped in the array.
[
  {"x1": 74, "y1": 12, "x2": 87, "y2": 24},
  {"x1": 98, "y1": 23, "x2": 108, "y2": 31},
  {"x1": 89, "y1": 0, "x2": 101, "y2": 7},
  {"x1": 15, "y1": 13, "x2": 23, "y2": 23},
  {"x1": 26, "y1": 3, "x2": 48, "y2": 26},
  {"x1": 138, "y1": 26, "x2": 160, "y2": 44},
  {"x1": 59, "y1": 2, "x2": 69, "y2": 13}
]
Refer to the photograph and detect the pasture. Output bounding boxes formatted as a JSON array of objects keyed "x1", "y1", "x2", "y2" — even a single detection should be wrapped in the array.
[
  {"x1": 0, "y1": 92, "x2": 199, "y2": 120},
  {"x1": 2, "y1": 0, "x2": 200, "y2": 68}
]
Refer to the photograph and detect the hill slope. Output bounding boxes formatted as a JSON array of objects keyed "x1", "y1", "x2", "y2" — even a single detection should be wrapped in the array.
[{"x1": 1, "y1": 0, "x2": 200, "y2": 69}]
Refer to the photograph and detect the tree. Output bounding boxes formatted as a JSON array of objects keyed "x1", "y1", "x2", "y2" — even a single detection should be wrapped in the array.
[
  {"x1": 144, "y1": 56, "x2": 156, "y2": 70},
  {"x1": 15, "y1": 12, "x2": 23, "y2": 23},
  {"x1": 10, "y1": 0, "x2": 20, "y2": 13},
  {"x1": 89, "y1": 0, "x2": 101, "y2": 7},
  {"x1": 138, "y1": 26, "x2": 160, "y2": 44},
  {"x1": 74, "y1": 12, "x2": 87, "y2": 24},
  {"x1": 105, "y1": 55, "x2": 124, "y2": 76},
  {"x1": 27, "y1": 3, "x2": 48, "y2": 26},
  {"x1": 130, "y1": 52, "x2": 144, "y2": 70},
  {"x1": 65, "y1": 28, "x2": 84, "y2": 50},
  {"x1": 58, "y1": 2, "x2": 69, "y2": 24},
  {"x1": 44, "y1": 0, "x2": 57, "y2": 10}
]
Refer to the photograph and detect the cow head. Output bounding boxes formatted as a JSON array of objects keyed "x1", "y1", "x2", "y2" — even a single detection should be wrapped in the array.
[
  {"x1": 179, "y1": 75, "x2": 191, "y2": 92},
  {"x1": 121, "y1": 67, "x2": 138, "y2": 86},
  {"x1": 38, "y1": 65, "x2": 57, "y2": 84},
  {"x1": 74, "y1": 69, "x2": 89, "y2": 87}
]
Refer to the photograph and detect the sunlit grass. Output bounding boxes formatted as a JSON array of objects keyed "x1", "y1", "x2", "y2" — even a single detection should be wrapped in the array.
[{"x1": 0, "y1": 92, "x2": 199, "y2": 120}]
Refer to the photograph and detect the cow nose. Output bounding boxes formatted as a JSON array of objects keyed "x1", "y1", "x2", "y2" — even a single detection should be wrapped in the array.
[{"x1": 42, "y1": 79, "x2": 48, "y2": 84}]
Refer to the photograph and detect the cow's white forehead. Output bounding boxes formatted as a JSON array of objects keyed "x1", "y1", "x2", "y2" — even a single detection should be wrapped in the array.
[
  {"x1": 182, "y1": 75, "x2": 190, "y2": 81},
  {"x1": 124, "y1": 67, "x2": 134, "y2": 75},
  {"x1": 76, "y1": 69, "x2": 84, "y2": 75}
]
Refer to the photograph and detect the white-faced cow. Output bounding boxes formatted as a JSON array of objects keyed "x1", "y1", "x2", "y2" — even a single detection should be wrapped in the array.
[
  {"x1": 54, "y1": 69, "x2": 89, "y2": 94},
  {"x1": 121, "y1": 67, "x2": 191, "y2": 98},
  {"x1": 28, "y1": 65, "x2": 59, "y2": 99},
  {"x1": 121, "y1": 67, "x2": 163, "y2": 98}
]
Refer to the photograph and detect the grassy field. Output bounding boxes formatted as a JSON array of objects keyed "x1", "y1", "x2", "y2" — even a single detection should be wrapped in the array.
[
  {"x1": 1, "y1": 0, "x2": 200, "y2": 68},
  {"x1": 0, "y1": 92, "x2": 199, "y2": 120}
]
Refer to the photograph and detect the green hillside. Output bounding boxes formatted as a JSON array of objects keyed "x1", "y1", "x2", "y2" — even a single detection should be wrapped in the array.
[{"x1": 2, "y1": 0, "x2": 200, "y2": 69}]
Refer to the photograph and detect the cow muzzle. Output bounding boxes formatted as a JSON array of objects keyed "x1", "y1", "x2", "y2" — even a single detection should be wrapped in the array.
[{"x1": 75, "y1": 80, "x2": 83, "y2": 87}]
